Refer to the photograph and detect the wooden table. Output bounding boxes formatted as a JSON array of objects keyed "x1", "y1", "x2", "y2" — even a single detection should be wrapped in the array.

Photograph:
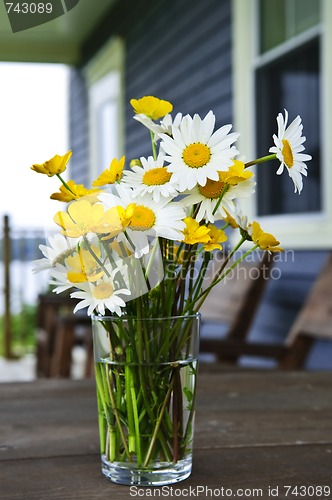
[{"x1": 1, "y1": 370, "x2": 332, "y2": 499}]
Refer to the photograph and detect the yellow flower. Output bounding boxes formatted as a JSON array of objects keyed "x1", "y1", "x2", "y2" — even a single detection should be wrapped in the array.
[
  {"x1": 130, "y1": 96, "x2": 173, "y2": 120},
  {"x1": 182, "y1": 217, "x2": 211, "y2": 245},
  {"x1": 50, "y1": 180, "x2": 100, "y2": 202},
  {"x1": 53, "y1": 199, "x2": 123, "y2": 238},
  {"x1": 130, "y1": 159, "x2": 142, "y2": 168},
  {"x1": 251, "y1": 221, "x2": 283, "y2": 252},
  {"x1": 218, "y1": 160, "x2": 254, "y2": 185},
  {"x1": 92, "y1": 156, "x2": 126, "y2": 186},
  {"x1": 223, "y1": 210, "x2": 238, "y2": 228},
  {"x1": 31, "y1": 151, "x2": 72, "y2": 177},
  {"x1": 204, "y1": 225, "x2": 228, "y2": 252},
  {"x1": 66, "y1": 246, "x2": 104, "y2": 283}
]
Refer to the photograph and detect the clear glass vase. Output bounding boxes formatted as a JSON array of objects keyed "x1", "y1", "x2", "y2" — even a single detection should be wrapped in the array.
[{"x1": 91, "y1": 313, "x2": 200, "y2": 486}]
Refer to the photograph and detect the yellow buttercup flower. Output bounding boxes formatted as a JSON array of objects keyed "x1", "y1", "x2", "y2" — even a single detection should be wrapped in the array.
[
  {"x1": 92, "y1": 156, "x2": 126, "y2": 186},
  {"x1": 50, "y1": 180, "x2": 100, "y2": 202},
  {"x1": 130, "y1": 96, "x2": 173, "y2": 120},
  {"x1": 204, "y1": 225, "x2": 228, "y2": 252},
  {"x1": 223, "y1": 210, "x2": 238, "y2": 228},
  {"x1": 219, "y1": 160, "x2": 254, "y2": 185},
  {"x1": 182, "y1": 217, "x2": 211, "y2": 245},
  {"x1": 66, "y1": 246, "x2": 104, "y2": 283},
  {"x1": 31, "y1": 151, "x2": 72, "y2": 177},
  {"x1": 251, "y1": 221, "x2": 283, "y2": 252},
  {"x1": 54, "y1": 199, "x2": 123, "y2": 238}
]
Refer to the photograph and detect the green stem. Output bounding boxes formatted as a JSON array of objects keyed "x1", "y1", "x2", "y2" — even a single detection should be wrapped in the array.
[
  {"x1": 131, "y1": 386, "x2": 142, "y2": 466},
  {"x1": 186, "y1": 237, "x2": 246, "y2": 314},
  {"x1": 193, "y1": 243, "x2": 259, "y2": 312},
  {"x1": 125, "y1": 351, "x2": 136, "y2": 454},
  {"x1": 212, "y1": 184, "x2": 229, "y2": 216},
  {"x1": 245, "y1": 153, "x2": 276, "y2": 168},
  {"x1": 104, "y1": 363, "x2": 132, "y2": 461},
  {"x1": 144, "y1": 237, "x2": 160, "y2": 282},
  {"x1": 82, "y1": 236, "x2": 111, "y2": 278},
  {"x1": 143, "y1": 374, "x2": 175, "y2": 467},
  {"x1": 150, "y1": 130, "x2": 158, "y2": 160},
  {"x1": 56, "y1": 173, "x2": 75, "y2": 195}
]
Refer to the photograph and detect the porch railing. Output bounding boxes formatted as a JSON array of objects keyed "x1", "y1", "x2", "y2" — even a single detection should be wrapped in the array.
[{"x1": 1, "y1": 214, "x2": 52, "y2": 358}]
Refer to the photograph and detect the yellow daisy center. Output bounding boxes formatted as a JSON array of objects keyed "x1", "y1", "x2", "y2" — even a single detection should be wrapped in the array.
[
  {"x1": 198, "y1": 179, "x2": 227, "y2": 199},
  {"x1": 183, "y1": 143, "x2": 211, "y2": 168},
  {"x1": 282, "y1": 139, "x2": 294, "y2": 168},
  {"x1": 129, "y1": 205, "x2": 156, "y2": 231},
  {"x1": 92, "y1": 282, "x2": 114, "y2": 300},
  {"x1": 143, "y1": 167, "x2": 172, "y2": 186}
]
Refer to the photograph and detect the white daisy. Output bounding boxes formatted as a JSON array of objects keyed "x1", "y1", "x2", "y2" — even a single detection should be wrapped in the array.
[
  {"x1": 133, "y1": 112, "x2": 182, "y2": 142},
  {"x1": 160, "y1": 111, "x2": 239, "y2": 191},
  {"x1": 70, "y1": 270, "x2": 131, "y2": 316},
  {"x1": 182, "y1": 177, "x2": 255, "y2": 223},
  {"x1": 234, "y1": 208, "x2": 250, "y2": 233},
  {"x1": 269, "y1": 109, "x2": 312, "y2": 194},
  {"x1": 122, "y1": 153, "x2": 178, "y2": 202},
  {"x1": 32, "y1": 233, "x2": 79, "y2": 273},
  {"x1": 100, "y1": 186, "x2": 186, "y2": 258},
  {"x1": 180, "y1": 160, "x2": 255, "y2": 222},
  {"x1": 48, "y1": 264, "x2": 75, "y2": 294}
]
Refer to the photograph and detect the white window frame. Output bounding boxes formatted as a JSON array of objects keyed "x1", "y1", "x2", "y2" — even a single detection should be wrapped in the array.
[
  {"x1": 232, "y1": 0, "x2": 332, "y2": 249},
  {"x1": 84, "y1": 37, "x2": 124, "y2": 184}
]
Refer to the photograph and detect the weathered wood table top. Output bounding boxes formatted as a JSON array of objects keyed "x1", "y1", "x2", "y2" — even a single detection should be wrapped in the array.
[{"x1": 1, "y1": 370, "x2": 332, "y2": 499}]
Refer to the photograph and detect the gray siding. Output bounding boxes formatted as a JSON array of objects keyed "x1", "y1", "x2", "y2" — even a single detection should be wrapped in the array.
[
  {"x1": 124, "y1": 0, "x2": 233, "y2": 161},
  {"x1": 71, "y1": 0, "x2": 233, "y2": 178},
  {"x1": 70, "y1": 0, "x2": 332, "y2": 370},
  {"x1": 69, "y1": 68, "x2": 89, "y2": 185}
]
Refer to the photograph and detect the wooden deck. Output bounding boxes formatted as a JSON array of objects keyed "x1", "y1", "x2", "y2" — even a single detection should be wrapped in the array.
[{"x1": 1, "y1": 370, "x2": 332, "y2": 498}]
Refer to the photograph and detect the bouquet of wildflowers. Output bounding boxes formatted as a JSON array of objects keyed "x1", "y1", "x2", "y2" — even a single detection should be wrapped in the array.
[{"x1": 31, "y1": 97, "x2": 311, "y2": 476}]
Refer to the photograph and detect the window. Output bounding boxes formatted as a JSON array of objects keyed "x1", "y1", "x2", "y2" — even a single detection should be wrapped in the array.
[
  {"x1": 84, "y1": 37, "x2": 124, "y2": 183},
  {"x1": 90, "y1": 71, "x2": 120, "y2": 178},
  {"x1": 232, "y1": 0, "x2": 332, "y2": 248},
  {"x1": 260, "y1": 0, "x2": 320, "y2": 53},
  {"x1": 256, "y1": 0, "x2": 321, "y2": 216}
]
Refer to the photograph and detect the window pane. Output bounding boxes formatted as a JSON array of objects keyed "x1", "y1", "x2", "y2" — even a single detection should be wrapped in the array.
[
  {"x1": 97, "y1": 99, "x2": 118, "y2": 175},
  {"x1": 260, "y1": 0, "x2": 320, "y2": 53},
  {"x1": 256, "y1": 39, "x2": 320, "y2": 215},
  {"x1": 293, "y1": 0, "x2": 320, "y2": 36},
  {"x1": 260, "y1": 0, "x2": 286, "y2": 53}
]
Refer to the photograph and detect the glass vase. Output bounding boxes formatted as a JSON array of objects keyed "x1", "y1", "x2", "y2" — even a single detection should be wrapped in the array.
[{"x1": 91, "y1": 313, "x2": 200, "y2": 486}]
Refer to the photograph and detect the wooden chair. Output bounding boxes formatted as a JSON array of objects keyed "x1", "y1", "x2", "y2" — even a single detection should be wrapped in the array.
[
  {"x1": 199, "y1": 251, "x2": 275, "y2": 362},
  {"x1": 36, "y1": 293, "x2": 92, "y2": 378},
  {"x1": 278, "y1": 252, "x2": 332, "y2": 369},
  {"x1": 200, "y1": 252, "x2": 332, "y2": 369}
]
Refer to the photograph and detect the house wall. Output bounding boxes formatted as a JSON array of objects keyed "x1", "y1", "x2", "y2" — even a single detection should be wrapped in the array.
[
  {"x1": 123, "y1": 0, "x2": 233, "y2": 161},
  {"x1": 69, "y1": 68, "x2": 89, "y2": 185},
  {"x1": 69, "y1": 0, "x2": 332, "y2": 370}
]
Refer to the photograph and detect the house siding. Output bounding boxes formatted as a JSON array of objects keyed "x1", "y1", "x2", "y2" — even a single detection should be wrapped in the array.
[
  {"x1": 124, "y1": 0, "x2": 233, "y2": 161},
  {"x1": 71, "y1": 0, "x2": 233, "y2": 174},
  {"x1": 69, "y1": 0, "x2": 332, "y2": 370},
  {"x1": 69, "y1": 68, "x2": 89, "y2": 186}
]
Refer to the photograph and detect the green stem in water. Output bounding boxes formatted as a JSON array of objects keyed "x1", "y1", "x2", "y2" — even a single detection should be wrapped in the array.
[
  {"x1": 103, "y1": 363, "x2": 132, "y2": 461},
  {"x1": 245, "y1": 153, "x2": 276, "y2": 169},
  {"x1": 143, "y1": 374, "x2": 175, "y2": 467}
]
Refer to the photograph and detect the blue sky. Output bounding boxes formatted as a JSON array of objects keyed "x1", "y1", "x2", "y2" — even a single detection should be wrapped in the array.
[{"x1": 0, "y1": 62, "x2": 69, "y2": 229}]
